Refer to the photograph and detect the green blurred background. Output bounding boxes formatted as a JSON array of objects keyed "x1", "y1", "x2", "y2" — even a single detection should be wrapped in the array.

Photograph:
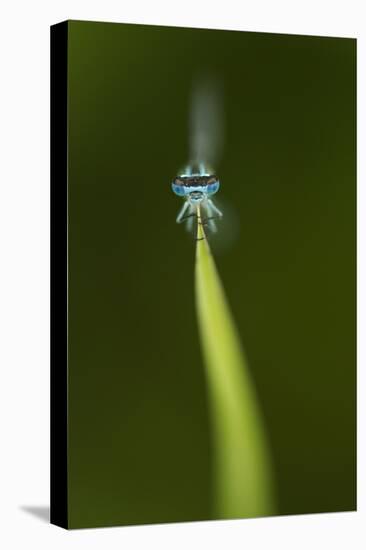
[{"x1": 66, "y1": 21, "x2": 356, "y2": 528}]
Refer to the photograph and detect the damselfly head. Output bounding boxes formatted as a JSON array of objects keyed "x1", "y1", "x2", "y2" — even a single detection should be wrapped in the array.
[{"x1": 171, "y1": 174, "x2": 220, "y2": 200}]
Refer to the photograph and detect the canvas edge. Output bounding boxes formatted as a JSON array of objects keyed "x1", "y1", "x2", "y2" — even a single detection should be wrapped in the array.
[{"x1": 50, "y1": 20, "x2": 69, "y2": 530}]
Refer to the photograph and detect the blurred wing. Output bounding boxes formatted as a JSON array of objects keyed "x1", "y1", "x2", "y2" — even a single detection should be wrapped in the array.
[{"x1": 189, "y1": 75, "x2": 224, "y2": 168}]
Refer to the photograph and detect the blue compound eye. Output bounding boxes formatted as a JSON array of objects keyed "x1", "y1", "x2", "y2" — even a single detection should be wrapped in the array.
[
  {"x1": 172, "y1": 182, "x2": 186, "y2": 196},
  {"x1": 207, "y1": 180, "x2": 220, "y2": 195}
]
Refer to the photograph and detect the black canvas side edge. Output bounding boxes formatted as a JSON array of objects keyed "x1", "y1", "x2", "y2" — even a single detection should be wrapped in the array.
[
  {"x1": 354, "y1": 38, "x2": 357, "y2": 512},
  {"x1": 50, "y1": 21, "x2": 68, "y2": 529}
]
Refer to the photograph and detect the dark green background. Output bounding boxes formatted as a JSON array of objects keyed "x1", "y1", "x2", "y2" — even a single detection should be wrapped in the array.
[{"x1": 67, "y1": 21, "x2": 356, "y2": 528}]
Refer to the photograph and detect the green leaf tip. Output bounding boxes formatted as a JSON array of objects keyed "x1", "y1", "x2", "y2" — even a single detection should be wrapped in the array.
[{"x1": 195, "y1": 206, "x2": 276, "y2": 519}]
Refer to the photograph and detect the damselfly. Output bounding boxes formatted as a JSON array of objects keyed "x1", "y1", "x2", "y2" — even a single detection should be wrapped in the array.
[{"x1": 172, "y1": 161, "x2": 223, "y2": 234}]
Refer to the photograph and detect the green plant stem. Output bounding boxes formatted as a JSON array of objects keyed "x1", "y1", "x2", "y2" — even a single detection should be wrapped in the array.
[{"x1": 195, "y1": 206, "x2": 276, "y2": 518}]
